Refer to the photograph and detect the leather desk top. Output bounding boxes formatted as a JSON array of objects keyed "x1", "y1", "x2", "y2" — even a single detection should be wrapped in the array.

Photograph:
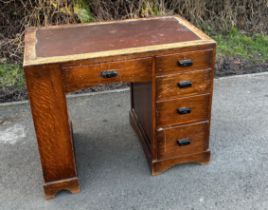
[{"x1": 23, "y1": 16, "x2": 215, "y2": 67}]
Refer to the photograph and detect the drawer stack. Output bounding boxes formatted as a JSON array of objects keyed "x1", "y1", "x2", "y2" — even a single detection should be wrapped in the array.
[{"x1": 154, "y1": 48, "x2": 214, "y2": 165}]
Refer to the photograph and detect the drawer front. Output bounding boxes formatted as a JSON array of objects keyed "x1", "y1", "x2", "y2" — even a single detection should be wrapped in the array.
[
  {"x1": 158, "y1": 122, "x2": 209, "y2": 160},
  {"x1": 156, "y1": 69, "x2": 212, "y2": 100},
  {"x1": 157, "y1": 94, "x2": 211, "y2": 127},
  {"x1": 63, "y1": 57, "x2": 152, "y2": 92},
  {"x1": 156, "y1": 49, "x2": 213, "y2": 75}
]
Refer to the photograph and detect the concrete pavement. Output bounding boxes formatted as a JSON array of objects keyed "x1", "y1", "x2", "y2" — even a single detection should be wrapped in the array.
[{"x1": 0, "y1": 73, "x2": 268, "y2": 210}]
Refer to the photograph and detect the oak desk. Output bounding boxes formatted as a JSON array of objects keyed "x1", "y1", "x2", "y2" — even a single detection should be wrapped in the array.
[{"x1": 23, "y1": 16, "x2": 216, "y2": 199}]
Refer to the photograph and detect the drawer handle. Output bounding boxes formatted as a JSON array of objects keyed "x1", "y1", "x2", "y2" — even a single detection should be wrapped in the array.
[
  {"x1": 177, "y1": 138, "x2": 191, "y2": 146},
  {"x1": 101, "y1": 70, "x2": 118, "y2": 78},
  {"x1": 177, "y1": 80, "x2": 192, "y2": 88},
  {"x1": 177, "y1": 59, "x2": 193, "y2": 67},
  {"x1": 177, "y1": 107, "x2": 192, "y2": 115}
]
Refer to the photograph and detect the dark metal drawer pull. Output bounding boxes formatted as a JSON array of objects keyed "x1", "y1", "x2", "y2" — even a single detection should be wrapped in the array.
[
  {"x1": 177, "y1": 59, "x2": 193, "y2": 67},
  {"x1": 177, "y1": 107, "x2": 192, "y2": 115},
  {"x1": 177, "y1": 80, "x2": 192, "y2": 88},
  {"x1": 101, "y1": 70, "x2": 118, "y2": 78},
  {"x1": 177, "y1": 138, "x2": 191, "y2": 146}
]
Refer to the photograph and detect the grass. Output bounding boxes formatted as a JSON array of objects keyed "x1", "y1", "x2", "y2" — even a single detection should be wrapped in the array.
[
  {"x1": 0, "y1": 64, "x2": 24, "y2": 91},
  {"x1": 213, "y1": 28, "x2": 268, "y2": 61}
]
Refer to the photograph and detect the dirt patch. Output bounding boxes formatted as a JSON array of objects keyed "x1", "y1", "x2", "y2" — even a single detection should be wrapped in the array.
[
  {"x1": 216, "y1": 57, "x2": 268, "y2": 77},
  {"x1": 0, "y1": 89, "x2": 27, "y2": 103},
  {"x1": 0, "y1": 59, "x2": 268, "y2": 103}
]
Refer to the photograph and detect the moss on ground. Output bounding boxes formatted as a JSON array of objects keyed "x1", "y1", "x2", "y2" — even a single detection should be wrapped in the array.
[{"x1": 0, "y1": 64, "x2": 24, "y2": 91}]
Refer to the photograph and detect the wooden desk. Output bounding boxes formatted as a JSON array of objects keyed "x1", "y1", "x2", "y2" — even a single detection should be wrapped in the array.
[{"x1": 23, "y1": 16, "x2": 216, "y2": 199}]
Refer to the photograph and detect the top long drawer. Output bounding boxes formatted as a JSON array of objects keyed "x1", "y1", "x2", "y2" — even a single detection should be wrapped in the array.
[
  {"x1": 156, "y1": 49, "x2": 213, "y2": 75},
  {"x1": 62, "y1": 57, "x2": 152, "y2": 92}
]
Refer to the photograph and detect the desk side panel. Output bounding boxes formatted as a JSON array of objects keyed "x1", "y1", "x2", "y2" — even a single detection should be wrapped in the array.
[
  {"x1": 131, "y1": 82, "x2": 153, "y2": 152},
  {"x1": 24, "y1": 64, "x2": 79, "y2": 198}
]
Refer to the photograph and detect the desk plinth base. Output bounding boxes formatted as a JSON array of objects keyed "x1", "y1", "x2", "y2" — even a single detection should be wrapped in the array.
[
  {"x1": 43, "y1": 177, "x2": 80, "y2": 200},
  {"x1": 151, "y1": 151, "x2": 211, "y2": 176},
  {"x1": 129, "y1": 109, "x2": 211, "y2": 175}
]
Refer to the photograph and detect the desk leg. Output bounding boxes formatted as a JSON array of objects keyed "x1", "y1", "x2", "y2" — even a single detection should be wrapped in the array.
[{"x1": 24, "y1": 65, "x2": 79, "y2": 199}]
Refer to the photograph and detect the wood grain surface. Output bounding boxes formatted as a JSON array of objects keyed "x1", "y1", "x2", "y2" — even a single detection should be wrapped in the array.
[
  {"x1": 63, "y1": 58, "x2": 152, "y2": 92},
  {"x1": 24, "y1": 64, "x2": 79, "y2": 198},
  {"x1": 157, "y1": 121, "x2": 209, "y2": 160},
  {"x1": 156, "y1": 94, "x2": 211, "y2": 127},
  {"x1": 156, "y1": 49, "x2": 213, "y2": 75},
  {"x1": 23, "y1": 16, "x2": 216, "y2": 198},
  {"x1": 156, "y1": 68, "x2": 212, "y2": 100}
]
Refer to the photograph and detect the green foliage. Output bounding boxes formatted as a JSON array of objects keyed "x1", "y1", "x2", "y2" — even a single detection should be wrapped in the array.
[
  {"x1": 140, "y1": 0, "x2": 162, "y2": 17},
  {"x1": 73, "y1": 0, "x2": 93, "y2": 23},
  {"x1": 213, "y1": 28, "x2": 268, "y2": 61},
  {"x1": 0, "y1": 64, "x2": 24, "y2": 90}
]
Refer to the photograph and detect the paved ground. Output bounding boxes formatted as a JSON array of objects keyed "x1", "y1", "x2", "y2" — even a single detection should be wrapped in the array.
[{"x1": 0, "y1": 73, "x2": 268, "y2": 210}]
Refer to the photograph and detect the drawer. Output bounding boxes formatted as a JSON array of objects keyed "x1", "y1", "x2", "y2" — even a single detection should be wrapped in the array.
[
  {"x1": 156, "y1": 69, "x2": 212, "y2": 100},
  {"x1": 157, "y1": 94, "x2": 211, "y2": 127},
  {"x1": 63, "y1": 57, "x2": 152, "y2": 92},
  {"x1": 156, "y1": 49, "x2": 213, "y2": 75},
  {"x1": 157, "y1": 122, "x2": 209, "y2": 160}
]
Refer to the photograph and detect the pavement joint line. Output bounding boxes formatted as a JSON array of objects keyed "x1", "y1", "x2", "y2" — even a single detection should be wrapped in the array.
[
  {"x1": 66, "y1": 87, "x2": 130, "y2": 99},
  {"x1": 215, "y1": 71, "x2": 268, "y2": 80},
  {"x1": 1, "y1": 71, "x2": 268, "y2": 107},
  {"x1": 0, "y1": 88, "x2": 130, "y2": 107}
]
